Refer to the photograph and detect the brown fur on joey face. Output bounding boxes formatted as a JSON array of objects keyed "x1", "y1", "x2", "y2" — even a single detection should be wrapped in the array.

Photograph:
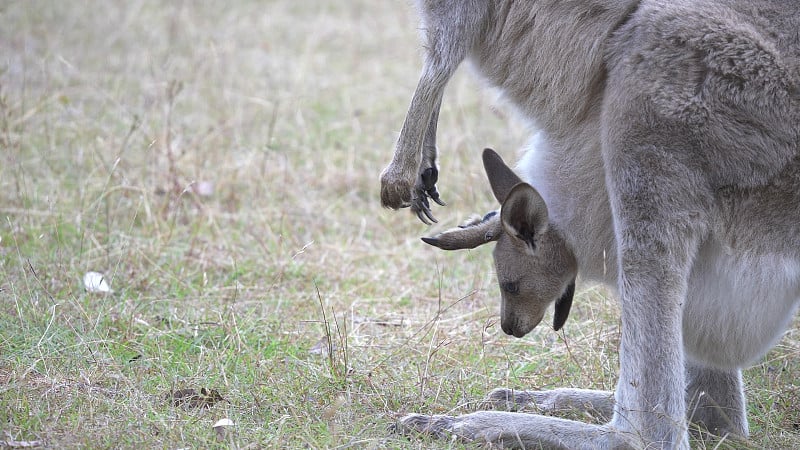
[
  {"x1": 493, "y1": 229, "x2": 577, "y2": 338},
  {"x1": 420, "y1": 149, "x2": 578, "y2": 338}
]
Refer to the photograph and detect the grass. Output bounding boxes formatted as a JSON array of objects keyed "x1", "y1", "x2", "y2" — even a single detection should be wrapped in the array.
[{"x1": 1, "y1": 1, "x2": 799, "y2": 448}]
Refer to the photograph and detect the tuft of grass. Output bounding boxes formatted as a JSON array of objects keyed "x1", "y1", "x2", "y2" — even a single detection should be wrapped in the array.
[{"x1": 0, "y1": 1, "x2": 798, "y2": 448}]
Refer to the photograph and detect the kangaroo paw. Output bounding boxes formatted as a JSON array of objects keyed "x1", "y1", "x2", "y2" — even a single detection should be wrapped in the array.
[
  {"x1": 411, "y1": 167, "x2": 446, "y2": 224},
  {"x1": 380, "y1": 168, "x2": 413, "y2": 210}
]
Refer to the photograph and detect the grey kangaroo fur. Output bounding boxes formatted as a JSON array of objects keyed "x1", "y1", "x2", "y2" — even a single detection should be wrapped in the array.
[{"x1": 381, "y1": 0, "x2": 800, "y2": 448}]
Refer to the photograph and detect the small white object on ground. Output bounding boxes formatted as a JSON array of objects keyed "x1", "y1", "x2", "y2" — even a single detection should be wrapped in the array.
[{"x1": 83, "y1": 272, "x2": 112, "y2": 293}]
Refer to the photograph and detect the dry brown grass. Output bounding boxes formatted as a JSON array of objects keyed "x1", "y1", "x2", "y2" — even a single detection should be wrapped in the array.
[{"x1": 1, "y1": 1, "x2": 798, "y2": 448}]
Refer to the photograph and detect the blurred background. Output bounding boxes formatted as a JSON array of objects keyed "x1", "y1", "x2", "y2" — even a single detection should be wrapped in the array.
[{"x1": 0, "y1": 1, "x2": 797, "y2": 448}]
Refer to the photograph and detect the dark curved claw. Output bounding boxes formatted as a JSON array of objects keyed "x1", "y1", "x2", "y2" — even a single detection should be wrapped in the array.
[
  {"x1": 413, "y1": 195, "x2": 436, "y2": 225},
  {"x1": 421, "y1": 167, "x2": 446, "y2": 206},
  {"x1": 416, "y1": 205, "x2": 437, "y2": 225},
  {"x1": 412, "y1": 187, "x2": 437, "y2": 224},
  {"x1": 411, "y1": 167, "x2": 446, "y2": 224}
]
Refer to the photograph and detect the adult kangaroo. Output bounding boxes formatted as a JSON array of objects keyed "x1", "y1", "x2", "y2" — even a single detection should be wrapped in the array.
[{"x1": 380, "y1": 1, "x2": 800, "y2": 448}]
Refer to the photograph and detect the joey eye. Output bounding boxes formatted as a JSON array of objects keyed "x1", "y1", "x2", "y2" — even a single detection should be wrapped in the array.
[{"x1": 501, "y1": 281, "x2": 520, "y2": 295}]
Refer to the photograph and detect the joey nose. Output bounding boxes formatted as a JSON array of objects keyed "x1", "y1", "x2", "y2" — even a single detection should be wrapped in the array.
[{"x1": 501, "y1": 321, "x2": 527, "y2": 338}]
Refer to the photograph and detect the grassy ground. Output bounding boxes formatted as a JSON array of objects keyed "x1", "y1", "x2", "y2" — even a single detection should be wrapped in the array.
[{"x1": 1, "y1": 1, "x2": 799, "y2": 448}]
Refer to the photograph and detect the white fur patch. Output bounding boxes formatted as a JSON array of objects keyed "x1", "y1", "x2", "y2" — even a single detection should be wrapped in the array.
[{"x1": 683, "y1": 243, "x2": 800, "y2": 368}]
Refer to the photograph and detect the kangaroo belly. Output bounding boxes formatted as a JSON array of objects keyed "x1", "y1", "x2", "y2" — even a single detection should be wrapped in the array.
[{"x1": 683, "y1": 242, "x2": 800, "y2": 368}]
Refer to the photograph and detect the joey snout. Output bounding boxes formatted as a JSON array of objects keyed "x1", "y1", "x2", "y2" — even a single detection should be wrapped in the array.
[
  {"x1": 500, "y1": 303, "x2": 545, "y2": 338},
  {"x1": 499, "y1": 280, "x2": 576, "y2": 337}
]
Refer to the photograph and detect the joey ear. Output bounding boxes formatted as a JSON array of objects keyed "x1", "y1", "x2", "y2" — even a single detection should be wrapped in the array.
[
  {"x1": 421, "y1": 211, "x2": 502, "y2": 250},
  {"x1": 553, "y1": 279, "x2": 575, "y2": 331},
  {"x1": 483, "y1": 148, "x2": 523, "y2": 203},
  {"x1": 500, "y1": 183, "x2": 549, "y2": 255}
]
